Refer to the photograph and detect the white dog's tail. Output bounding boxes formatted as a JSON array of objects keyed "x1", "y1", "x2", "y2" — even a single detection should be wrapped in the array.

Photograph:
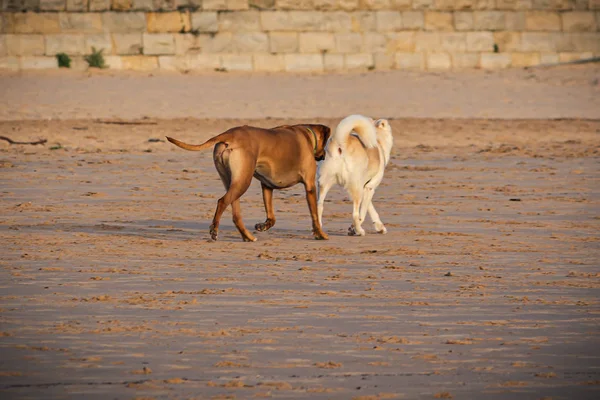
[{"x1": 331, "y1": 114, "x2": 378, "y2": 150}]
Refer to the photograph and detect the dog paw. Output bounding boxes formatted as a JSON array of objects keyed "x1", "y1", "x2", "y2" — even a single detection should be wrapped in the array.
[
  {"x1": 243, "y1": 235, "x2": 257, "y2": 242},
  {"x1": 374, "y1": 222, "x2": 387, "y2": 234},
  {"x1": 314, "y1": 232, "x2": 329, "y2": 240},
  {"x1": 209, "y1": 225, "x2": 218, "y2": 241},
  {"x1": 313, "y1": 229, "x2": 329, "y2": 240},
  {"x1": 255, "y1": 219, "x2": 274, "y2": 232},
  {"x1": 348, "y1": 225, "x2": 365, "y2": 236}
]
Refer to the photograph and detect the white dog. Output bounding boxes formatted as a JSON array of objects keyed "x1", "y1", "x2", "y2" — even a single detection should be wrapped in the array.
[{"x1": 317, "y1": 114, "x2": 393, "y2": 236}]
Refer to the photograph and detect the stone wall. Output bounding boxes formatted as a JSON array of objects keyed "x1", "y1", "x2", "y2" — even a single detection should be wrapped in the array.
[{"x1": 1, "y1": 1, "x2": 599, "y2": 71}]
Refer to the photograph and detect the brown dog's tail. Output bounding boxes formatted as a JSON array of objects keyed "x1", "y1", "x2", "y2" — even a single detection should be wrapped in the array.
[{"x1": 166, "y1": 135, "x2": 221, "y2": 152}]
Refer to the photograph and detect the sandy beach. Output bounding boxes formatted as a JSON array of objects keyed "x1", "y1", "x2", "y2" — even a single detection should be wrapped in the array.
[{"x1": 1, "y1": 66, "x2": 599, "y2": 399}]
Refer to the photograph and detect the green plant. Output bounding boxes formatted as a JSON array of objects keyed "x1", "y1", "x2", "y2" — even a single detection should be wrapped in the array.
[
  {"x1": 85, "y1": 47, "x2": 107, "y2": 69},
  {"x1": 56, "y1": 53, "x2": 71, "y2": 68},
  {"x1": 493, "y1": 43, "x2": 499, "y2": 53}
]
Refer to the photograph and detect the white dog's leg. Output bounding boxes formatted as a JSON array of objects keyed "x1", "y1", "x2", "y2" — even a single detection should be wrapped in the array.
[
  {"x1": 359, "y1": 187, "x2": 375, "y2": 225},
  {"x1": 317, "y1": 177, "x2": 334, "y2": 228},
  {"x1": 368, "y1": 202, "x2": 387, "y2": 234},
  {"x1": 348, "y1": 186, "x2": 366, "y2": 236}
]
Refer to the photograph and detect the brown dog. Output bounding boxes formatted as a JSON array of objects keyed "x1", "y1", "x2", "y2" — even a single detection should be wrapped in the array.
[{"x1": 166, "y1": 123, "x2": 331, "y2": 242}]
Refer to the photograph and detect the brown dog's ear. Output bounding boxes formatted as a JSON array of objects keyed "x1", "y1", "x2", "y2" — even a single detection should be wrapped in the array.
[{"x1": 314, "y1": 125, "x2": 331, "y2": 161}]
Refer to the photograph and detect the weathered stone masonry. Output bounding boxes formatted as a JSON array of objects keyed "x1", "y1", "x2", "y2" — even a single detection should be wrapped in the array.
[{"x1": 1, "y1": 1, "x2": 599, "y2": 71}]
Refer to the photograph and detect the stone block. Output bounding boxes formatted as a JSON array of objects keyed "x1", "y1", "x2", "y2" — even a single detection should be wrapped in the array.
[
  {"x1": 85, "y1": 34, "x2": 113, "y2": 54},
  {"x1": 39, "y1": 0, "x2": 66, "y2": 11},
  {"x1": 113, "y1": 33, "x2": 143, "y2": 55},
  {"x1": 219, "y1": 11, "x2": 261, "y2": 32},
  {"x1": 68, "y1": 56, "x2": 90, "y2": 71},
  {"x1": 335, "y1": 32, "x2": 363, "y2": 53},
  {"x1": 6, "y1": 34, "x2": 45, "y2": 56},
  {"x1": 494, "y1": 32, "x2": 521, "y2": 51},
  {"x1": 143, "y1": 33, "x2": 175, "y2": 55},
  {"x1": 0, "y1": 56, "x2": 20, "y2": 70},
  {"x1": 451, "y1": 53, "x2": 479, "y2": 68},
  {"x1": 284, "y1": 54, "x2": 323, "y2": 72},
  {"x1": 299, "y1": 32, "x2": 335, "y2": 53},
  {"x1": 175, "y1": 34, "x2": 201, "y2": 54},
  {"x1": 496, "y1": 0, "x2": 532, "y2": 10},
  {"x1": 89, "y1": 0, "x2": 111, "y2": 11},
  {"x1": 376, "y1": 11, "x2": 402, "y2": 31},
  {"x1": 46, "y1": 34, "x2": 86, "y2": 55},
  {"x1": 402, "y1": 11, "x2": 424, "y2": 30},
  {"x1": 558, "y1": 51, "x2": 593, "y2": 62},
  {"x1": 320, "y1": 11, "x2": 352, "y2": 32},
  {"x1": 269, "y1": 32, "x2": 298, "y2": 53},
  {"x1": 562, "y1": 12, "x2": 597, "y2": 32},
  {"x1": 373, "y1": 51, "x2": 394, "y2": 69},
  {"x1": 67, "y1": 0, "x2": 88, "y2": 11},
  {"x1": 359, "y1": 0, "x2": 392, "y2": 9},
  {"x1": 153, "y1": 0, "x2": 179, "y2": 9},
  {"x1": 103, "y1": 55, "x2": 122, "y2": 69},
  {"x1": 411, "y1": 0, "x2": 435, "y2": 9},
  {"x1": 345, "y1": 53, "x2": 373, "y2": 69},
  {"x1": 591, "y1": 0, "x2": 600, "y2": 10},
  {"x1": 121, "y1": 55, "x2": 158, "y2": 70},
  {"x1": 505, "y1": 11, "x2": 526, "y2": 30},
  {"x1": 260, "y1": 11, "x2": 324, "y2": 31},
  {"x1": 159, "y1": 54, "x2": 221, "y2": 71},
  {"x1": 131, "y1": 0, "x2": 153, "y2": 10},
  {"x1": 8, "y1": 12, "x2": 61, "y2": 34},
  {"x1": 387, "y1": 32, "x2": 415, "y2": 51},
  {"x1": 324, "y1": 53, "x2": 344, "y2": 71},
  {"x1": 531, "y1": 0, "x2": 573, "y2": 9},
  {"x1": 454, "y1": 12, "x2": 473, "y2": 31},
  {"x1": 59, "y1": 13, "x2": 103, "y2": 34},
  {"x1": 20, "y1": 56, "x2": 58, "y2": 69},
  {"x1": 102, "y1": 12, "x2": 146, "y2": 33},
  {"x1": 394, "y1": 52, "x2": 423, "y2": 69},
  {"x1": 425, "y1": 12, "x2": 453, "y2": 31},
  {"x1": 511, "y1": 52, "x2": 540, "y2": 66},
  {"x1": 466, "y1": 31, "x2": 494, "y2": 52},
  {"x1": 440, "y1": 32, "x2": 466, "y2": 52},
  {"x1": 233, "y1": 32, "x2": 269, "y2": 52},
  {"x1": 227, "y1": 0, "x2": 250, "y2": 10},
  {"x1": 473, "y1": 11, "x2": 505, "y2": 31},
  {"x1": 526, "y1": 11, "x2": 561, "y2": 31},
  {"x1": 147, "y1": 12, "x2": 191, "y2": 33},
  {"x1": 390, "y1": 0, "x2": 411, "y2": 9},
  {"x1": 186, "y1": 54, "x2": 221, "y2": 69},
  {"x1": 567, "y1": 32, "x2": 600, "y2": 52},
  {"x1": 0, "y1": 36, "x2": 5, "y2": 56},
  {"x1": 221, "y1": 54, "x2": 253, "y2": 71},
  {"x1": 111, "y1": 0, "x2": 132, "y2": 11},
  {"x1": 191, "y1": 12, "x2": 218, "y2": 33},
  {"x1": 198, "y1": 33, "x2": 233, "y2": 53},
  {"x1": 202, "y1": 0, "x2": 227, "y2": 9},
  {"x1": 539, "y1": 52, "x2": 559, "y2": 64},
  {"x1": 249, "y1": 0, "x2": 276, "y2": 8},
  {"x1": 520, "y1": 32, "x2": 557, "y2": 51},
  {"x1": 363, "y1": 32, "x2": 387, "y2": 52},
  {"x1": 480, "y1": 52, "x2": 511, "y2": 69},
  {"x1": 253, "y1": 53, "x2": 285, "y2": 71},
  {"x1": 351, "y1": 12, "x2": 376, "y2": 32},
  {"x1": 414, "y1": 31, "x2": 439, "y2": 51},
  {"x1": 426, "y1": 52, "x2": 451, "y2": 70},
  {"x1": 277, "y1": 0, "x2": 313, "y2": 9}
]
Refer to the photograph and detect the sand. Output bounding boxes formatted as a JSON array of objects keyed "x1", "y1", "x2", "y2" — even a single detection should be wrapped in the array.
[{"x1": 0, "y1": 66, "x2": 599, "y2": 399}]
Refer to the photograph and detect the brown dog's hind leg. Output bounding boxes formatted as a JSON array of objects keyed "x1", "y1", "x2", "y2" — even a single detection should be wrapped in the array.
[
  {"x1": 255, "y1": 183, "x2": 276, "y2": 232},
  {"x1": 211, "y1": 145, "x2": 257, "y2": 242},
  {"x1": 304, "y1": 180, "x2": 329, "y2": 240}
]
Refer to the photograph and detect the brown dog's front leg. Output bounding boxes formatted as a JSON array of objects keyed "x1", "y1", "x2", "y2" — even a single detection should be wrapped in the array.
[
  {"x1": 304, "y1": 181, "x2": 329, "y2": 240},
  {"x1": 256, "y1": 183, "x2": 276, "y2": 232}
]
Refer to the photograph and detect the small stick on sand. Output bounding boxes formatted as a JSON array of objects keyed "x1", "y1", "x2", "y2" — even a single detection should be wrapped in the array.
[{"x1": 0, "y1": 136, "x2": 47, "y2": 145}]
